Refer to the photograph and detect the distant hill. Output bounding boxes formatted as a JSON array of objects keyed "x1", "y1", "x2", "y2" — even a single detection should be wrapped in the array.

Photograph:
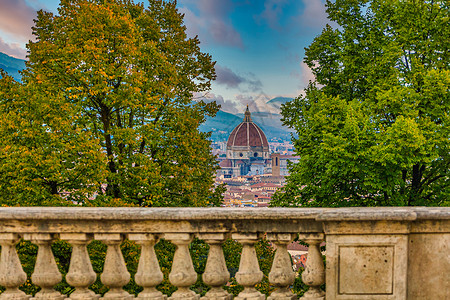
[
  {"x1": 199, "y1": 110, "x2": 242, "y2": 141},
  {"x1": 0, "y1": 52, "x2": 25, "y2": 81},
  {"x1": 267, "y1": 96, "x2": 292, "y2": 105},
  {"x1": 266, "y1": 96, "x2": 292, "y2": 111}
]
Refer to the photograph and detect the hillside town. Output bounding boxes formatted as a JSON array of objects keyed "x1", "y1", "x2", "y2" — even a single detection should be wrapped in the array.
[{"x1": 211, "y1": 107, "x2": 299, "y2": 207}]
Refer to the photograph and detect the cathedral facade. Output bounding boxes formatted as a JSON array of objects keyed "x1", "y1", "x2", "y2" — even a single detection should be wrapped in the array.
[{"x1": 219, "y1": 107, "x2": 270, "y2": 177}]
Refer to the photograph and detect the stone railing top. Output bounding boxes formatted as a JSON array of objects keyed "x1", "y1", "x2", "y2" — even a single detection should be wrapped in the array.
[
  {"x1": 0, "y1": 206, "x2": 448, "y2": 221},
  {"x1": 0, "y1": 207, "x2": 326, "y2": 221},
  {"x1": 316, "y1": 207, "x2": 450, "y2": 221}
]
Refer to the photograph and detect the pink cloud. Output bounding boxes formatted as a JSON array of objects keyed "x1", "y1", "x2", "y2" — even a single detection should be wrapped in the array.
[
  {"x1": 0, "y1": 0, "x2": 36, "y2": 42},
  {"x1": 179, "y1": 0, "x2": 244, "y2": 49},
  {"x1": 290, "y1": 61, "x2": 316, "y2": 90},
  {"x1": 0, "y1": 37, "x2": 27, "y2": 59},
  {"x1": 299, "y1": 0, "x2": 328, "y2": 29},
  {"x1": 299, "y1": 61, "x2": 315, "y2": 87}
]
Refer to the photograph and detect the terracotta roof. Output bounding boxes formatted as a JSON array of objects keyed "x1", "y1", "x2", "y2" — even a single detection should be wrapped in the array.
[
  {"x1": 219, "y1": 159, "x2": 232, "y2": 168},
  {"x1": 287, "y1": 242, "x2": 308, "y2": 251},
  {"x1": 250, "y1": 182, "x2": 282, "y2": 188}
]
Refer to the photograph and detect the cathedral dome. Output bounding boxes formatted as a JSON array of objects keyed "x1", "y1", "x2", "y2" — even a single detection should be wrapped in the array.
[{"x1": 227, "y1": 107, "x2": 269, "y2": 149}]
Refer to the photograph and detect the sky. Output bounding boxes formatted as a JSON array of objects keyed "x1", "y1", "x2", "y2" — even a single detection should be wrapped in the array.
[{"x1": 0, "y1": 0, "x2": 331, "y2": 114}]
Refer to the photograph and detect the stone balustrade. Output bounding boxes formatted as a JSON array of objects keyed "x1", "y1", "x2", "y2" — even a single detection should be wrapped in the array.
[{"x1": 0, "y1": 207, "x2": 448, "y2": 300}]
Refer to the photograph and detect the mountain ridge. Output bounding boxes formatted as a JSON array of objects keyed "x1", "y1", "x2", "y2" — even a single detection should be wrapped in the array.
[{"x1": 0, "y1": 52, "x2": 26, "y2": 81}]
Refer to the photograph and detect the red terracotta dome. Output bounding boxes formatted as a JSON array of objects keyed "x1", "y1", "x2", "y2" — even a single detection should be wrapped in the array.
[{"x1": 227, "y1": 107, "x2": 269, "y2": 148}]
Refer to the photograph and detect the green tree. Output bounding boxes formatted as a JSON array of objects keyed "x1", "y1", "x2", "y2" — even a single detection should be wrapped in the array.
[
  {"x1": 272, "y1": 0, "x2": 449, "y2": 207},
  {"x1": 0, "y1": 0, "x2": 223, "y2": 207}
]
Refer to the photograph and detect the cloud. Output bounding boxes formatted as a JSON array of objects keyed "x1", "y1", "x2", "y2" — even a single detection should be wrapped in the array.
[
  {"x1": 215, "y1": 65, "x2": 244, "y2": 89},
  {"x1": 299, "y1": 0, "x2": 328, "y2": 29},
  {"x1": 256, "y1": 0, "x2": 289, "y2": 30},
  {"x1": 193, "y1": 92, "x2": 239, "y2": 114},
  {"x1": 215, "y1": 65, "x2": 262, "y2": 92},
  {"x1": 236, "y1": 93, "x2": 280, "y2": 114},
  {"x1": 0, "y1": 0, "x2": 36, "y2": 42},
  {"x1": 289, "y1": 60, "x2": 315, "y2": 89},
  {"x1": 179, "y1": 0, "x2": 244, "y2": 49},
  {"x1": 299, "y1": 61, "x2": 315, "y2": 87},
  {"x1": 0, "y1": 37, "x2": 27, "y2": 59}
]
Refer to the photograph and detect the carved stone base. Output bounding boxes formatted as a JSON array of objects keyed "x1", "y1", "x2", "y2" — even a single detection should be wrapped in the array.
[
  {"x1": 268, "y1": 293, "x2": 297, "y2": 300},
  {"x1": 169, "y1": 295, "x2": 199, "y2": 300},
  {"x1": 201, "y1": 287, "x2": 232, "y2": 300},
  {"x1": 168, "y1": 289, "x2": 200, "y2": 300},
  {"x1": 32, "y1": 290, "x2": 67, "y2": 300},
  {"x1": 100, "y1": 294, "x2": 134, "y2": 300},
  {"x1": 299, "y1": 290, "x2": 325, "y2": 300},
  {"x1": 234, "y1": 296, "x2": 265, "y2": 300},
  {"x1": 201, "y1": 293, "x2": 233, "y2": 300},
  {"x1": 32, "y1": 295, "x2": 66, "y2": 300},
  {"x1": 201, "y1": 295, "x2": 232, "y2": 300},
  {"x1": 68, "y1": 290, "x2": 100, "y2": 300},
  {"x1": 268, "y1": 288, "x2": 297, "y2": 300},
  {"x1": 136, "y1": 291, "x2": 167, "y2": 300},
  {"x1": 0, "y1": 290, "x2": 32, "y2": 300},
  {"x1": 235, "y1": 290, "x2": 265, "y2": 300}
]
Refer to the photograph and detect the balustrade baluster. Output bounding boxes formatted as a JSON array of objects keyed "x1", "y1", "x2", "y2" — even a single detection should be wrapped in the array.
[
  {"x1": 198, "y1": 233, "x2": 232, "y2": 300},
  {"x1": 165, "y1": 233, "x2": 199, "y2": 300},
  {"x1": 128, "y1": 234, "x2": 166, "y2": 300},
  {"x1": 24, "y1": 234, "x2": 65, "y2": 300},
  {"x1": 95, "y1": 234, "x2": 133, "y2": 299},
  {"x1": 232, "y1": 233, "x2": 265, "y2": 300},
  {"x1": 267, "y1": 233, "x2": 296, "y2": 300},
  {"x1": 298, "y1": 233, "x2": 325, "y2": 300},
  {"x1": 61, "y1": 233, "x2": 100, "y2": 300},
  {"x1": 0, "y1": 233, "x2": 30, "y2": 300}
]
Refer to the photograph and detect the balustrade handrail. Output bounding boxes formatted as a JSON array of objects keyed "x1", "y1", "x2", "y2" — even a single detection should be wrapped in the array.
[
  {"x1": 1, "y1": 206, "x2": 448, "y2": 218},
  {"x1": 0, "y1": 206, "x2": 449, "y2": 300}
]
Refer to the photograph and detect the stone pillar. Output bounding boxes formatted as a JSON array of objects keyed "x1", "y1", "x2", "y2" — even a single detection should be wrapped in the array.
[
  {"x1": 95, "y1": 234, "x2": 133, "y2": 299},
  {"x1": 128, "y1": 234, "x2": 167, "y2": 300},
  {"x1": 0, "y1": 233, "x2": 31, "y2": 300},
  {"x1": 24, "y1": 233, "x2": 66, "y2": 300},
  {"x1": 198, "y1": 233, "x2": 232, "y2": 300},
  {"x1": 232, "y1": 233, "x2": 265, "y2": 300},
  {"x1": 61, "y1": 233, "x2": 100, "y2": 300},
  {"x1": 165, "y1": 233, "x2": 199, "y2": 300},
  {"x1": 267, "y1": 233, "x2": 296, "y2": 300},
  {"x1": 298, "y1": 233, "x2": 324, "y2": 300}
]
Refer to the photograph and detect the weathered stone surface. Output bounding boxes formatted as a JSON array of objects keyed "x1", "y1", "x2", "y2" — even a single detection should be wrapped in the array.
[
  {"x1": 407, "y1": 233, "x2": 450, "y2": 300},
  {"x1": 339, "y1": 245, "x2": 394, "y2": 294},
  {"x1": 326, "y1": 234, "x2": 408, "y2": 299}
]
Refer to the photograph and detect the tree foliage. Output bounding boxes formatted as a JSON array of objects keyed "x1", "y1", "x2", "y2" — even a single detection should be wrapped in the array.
[
  {"x1": 273, "y1": 0, "x2": 449, "y2": 207},
  {"x1": 0, "y1": 0, "x2": 223, "y2": 207}
]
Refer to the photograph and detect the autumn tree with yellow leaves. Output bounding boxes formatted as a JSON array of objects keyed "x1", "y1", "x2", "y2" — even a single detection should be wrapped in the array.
[{"x1": 0, "y1": 0, "x2": 223, "y2": 207}]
